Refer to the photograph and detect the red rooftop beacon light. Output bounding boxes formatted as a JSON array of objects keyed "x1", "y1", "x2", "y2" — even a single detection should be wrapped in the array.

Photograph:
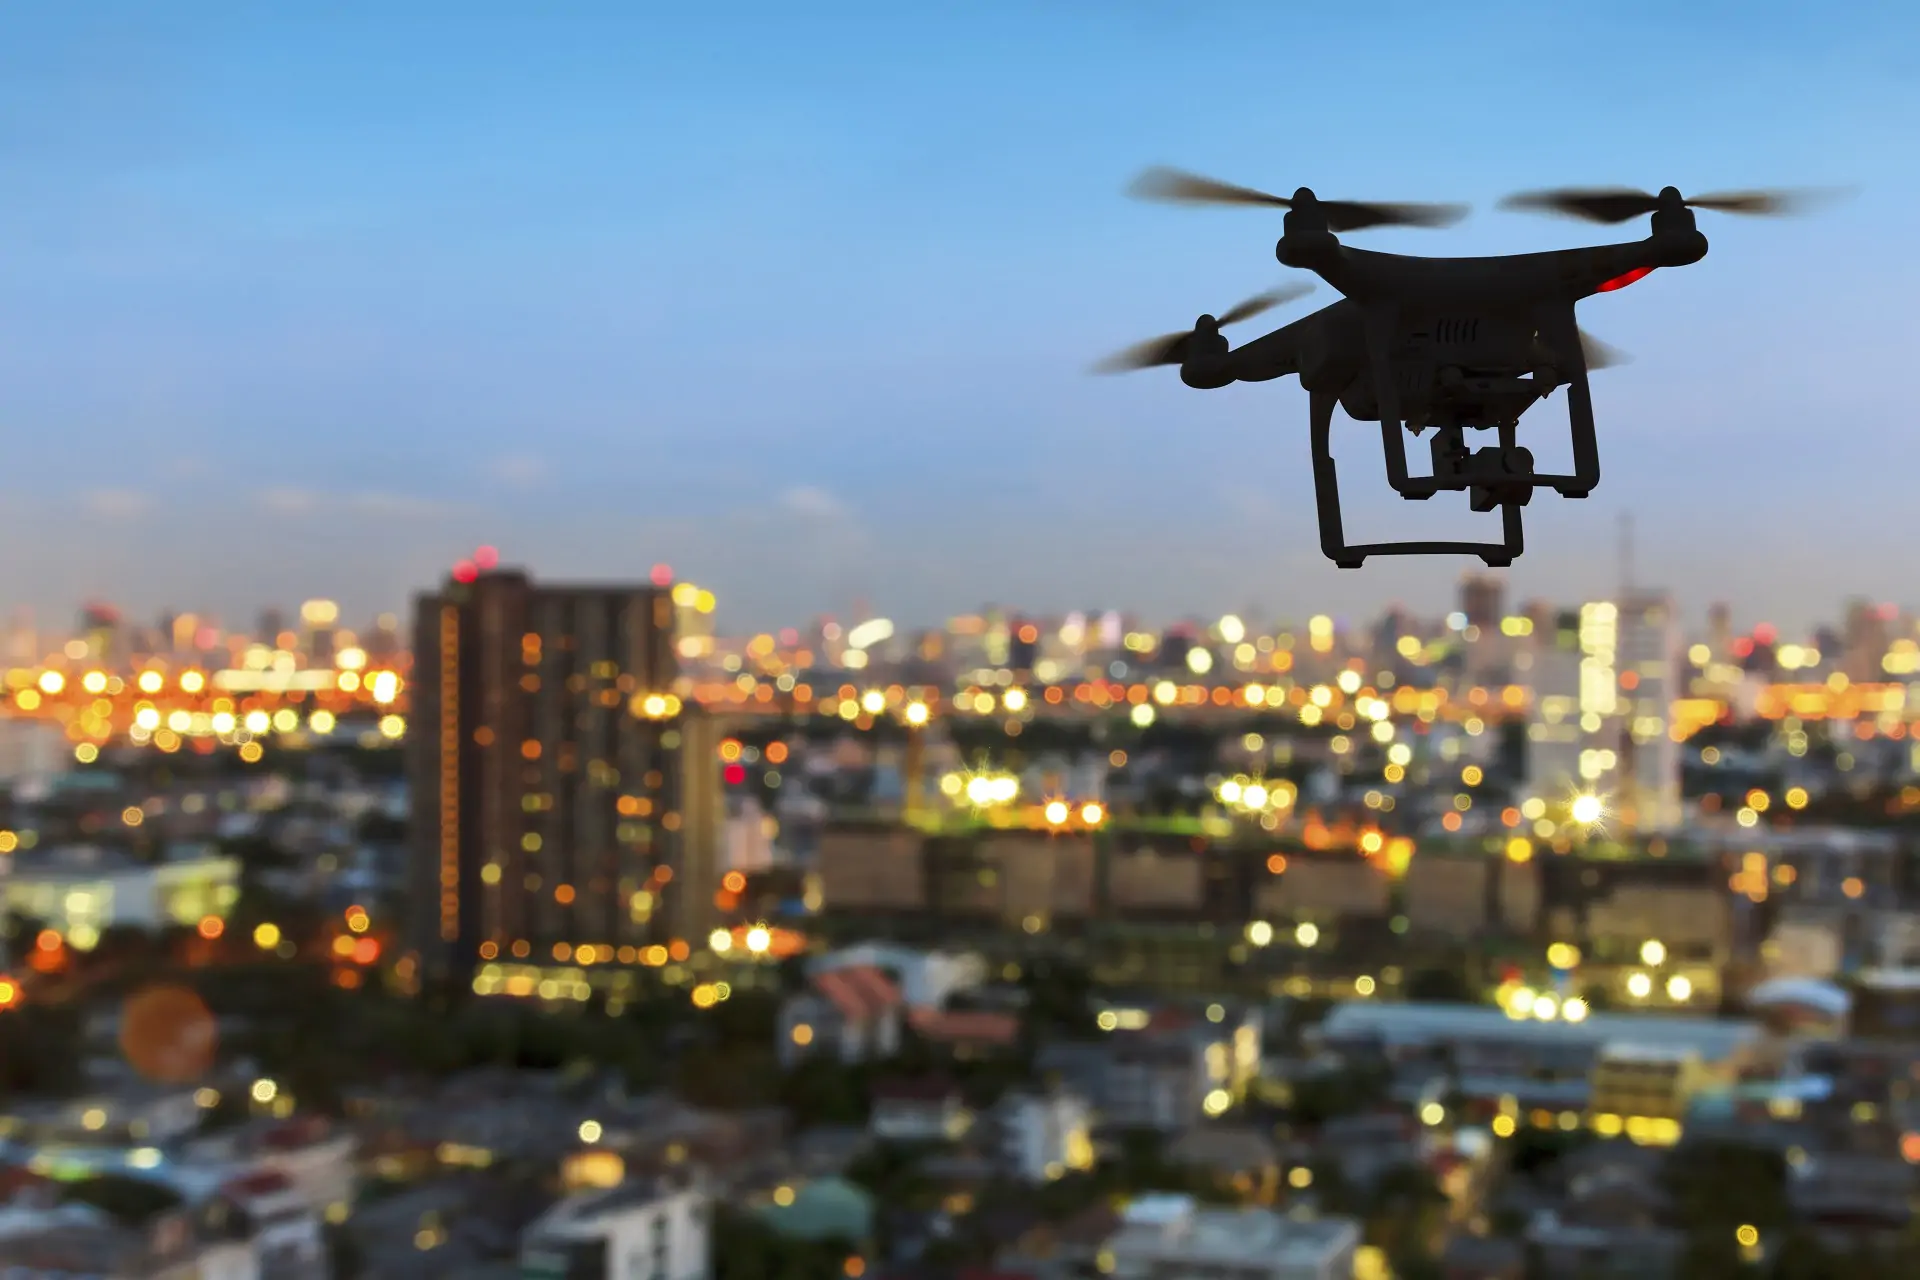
[{"x1": 474, "y1": 545, "x2": 500, "y2": 571}]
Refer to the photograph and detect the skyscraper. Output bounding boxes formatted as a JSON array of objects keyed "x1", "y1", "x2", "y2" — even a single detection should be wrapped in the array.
[
  {"x1": 1523, "y1": 595, "x2": 1680, "y2": 832},
  {"x1": 406, "y1": 564, "x2": 724, "y2": 982},
  {"x1": 1522, "y1": 607, "x2": 1587, "y2": 806},
  {"x1": 1615, "y1": 591, "x2": 1682, "y2": 832},
  {"x1": 1458, "y1": 573, "x2": 1504, "y2": 634}
]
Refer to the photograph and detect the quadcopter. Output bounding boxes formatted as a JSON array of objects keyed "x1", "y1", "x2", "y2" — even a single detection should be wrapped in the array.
[{"x1": 1098, "y1": 169, "x2": 1840, "y2": 568}]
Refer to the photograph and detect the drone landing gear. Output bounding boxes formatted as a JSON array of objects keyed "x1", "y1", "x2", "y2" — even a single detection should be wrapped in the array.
[{"x1": 1309, "y1": 391, "x2": 1524, "y2": 570}]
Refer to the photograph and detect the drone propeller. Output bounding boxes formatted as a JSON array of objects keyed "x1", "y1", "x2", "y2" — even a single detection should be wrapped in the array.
[
  {"x1": 1092, "y1": 282, "x2": 1314, "y2": 374},
  {"x1": 1128, "y1": 166, "x2": 1469, "y2": 232},
  {"x1": 1579, "y1": 327, "x2": 1630, "y2": 370},
  {"x1": 1499, "y1": 184, "x2": 1852, "y2": 224}
]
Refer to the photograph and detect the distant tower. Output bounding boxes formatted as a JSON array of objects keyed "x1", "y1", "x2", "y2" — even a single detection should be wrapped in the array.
[
  {"x1": 1708, "y1": 602, "x2": 1732, "y2": 664},
  {"x1": 1458, "y1": 574, "x2": 1505, "y2": 634}
]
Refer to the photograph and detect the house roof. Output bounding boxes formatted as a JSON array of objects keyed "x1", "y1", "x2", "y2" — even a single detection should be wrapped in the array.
[
  {"x1": 908, "y1": 1008, "x2": 1020, "y2": 1046},
  {"x1": 813, "y1": 965, "x2": 902, "y2": 1023}
]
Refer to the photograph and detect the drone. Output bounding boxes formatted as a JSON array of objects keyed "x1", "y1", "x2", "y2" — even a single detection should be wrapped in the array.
[{"x1": 1098, "y1": 169, "x2": 1841, "y2": 568}]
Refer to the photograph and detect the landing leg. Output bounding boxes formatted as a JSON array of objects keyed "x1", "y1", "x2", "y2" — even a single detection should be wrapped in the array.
[
  {"x1": 1310, "y1": 391, "x2": 1364, "y2": 567},
  {"x1": 1533, "y1": 307, "x2": 1600, "y2": 499},
  {"x1": 1309, "y1": 392, "x2": 1528, "y2": 570}
]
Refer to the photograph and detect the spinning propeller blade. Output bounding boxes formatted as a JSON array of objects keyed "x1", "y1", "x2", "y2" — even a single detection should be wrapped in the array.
[
  {"x1": 1500, "y1": 184, "x2": 1852, "y2": 224},
  {"x1": 1092, "y1": 283, "x2": 1313, "y2": 374},
  {"x1": 1578, "y1": 328, "x2": 1630, "y2": 370},
  {"x1": 1128, "y1": 166, "x2": 1468, "y2": 231}
]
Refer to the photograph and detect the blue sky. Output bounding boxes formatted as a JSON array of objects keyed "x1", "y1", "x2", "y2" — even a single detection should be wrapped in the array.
[{"x1": 2, "y1": 1, "x2": 1915, "y2": 634}]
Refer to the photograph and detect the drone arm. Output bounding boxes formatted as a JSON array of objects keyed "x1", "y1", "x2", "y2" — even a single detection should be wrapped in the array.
[
  {"x1": 1217, "y1": 327, "x2": 1302, "y2": 384},
  {"x1": 1566, "y1": 230, "x2": 1707, "y2": 301}
]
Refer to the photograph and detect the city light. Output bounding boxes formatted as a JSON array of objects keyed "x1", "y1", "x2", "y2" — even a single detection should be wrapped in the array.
[{"x1": 1570, "y1": 793, "x2": 1604, "y2": 825}]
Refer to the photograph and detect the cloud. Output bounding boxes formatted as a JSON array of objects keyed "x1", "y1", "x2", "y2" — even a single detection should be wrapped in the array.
[
  {"x1": 346, "y1": 491, "x2": 454, "y2": 518},
  {"x1": 487, "y1": 454, "x2": 548, "y2": 487},
  {"x1": 778, "y1": 485, "x2": 848, "y2": 521},
  {"x1": 249, "y1": 488, "x2": 452, "y2": 519},
  {"x1": 82, "y1": 489, "x2": 151, "y2": 519},
  {"x1": 254, "y1": 487, "x2": 321, "y2": 515}
]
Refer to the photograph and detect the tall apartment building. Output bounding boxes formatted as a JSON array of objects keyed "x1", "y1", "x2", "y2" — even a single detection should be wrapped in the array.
[
  {"x1": 407, "y1": 566, "x2": 724, "y2": 981},
  {"x1": 1615, "y1": 591, "x2": 1682, "y2": 832},
  {"x1": 1523, "y1": 596, "x2": 1680, "y2": 831}
]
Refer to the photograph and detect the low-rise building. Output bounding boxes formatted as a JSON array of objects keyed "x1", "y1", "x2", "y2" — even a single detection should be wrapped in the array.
[
  {"x1": 1097, "y1": 1193, "x2": 1358, "y2": 1280},
  {"x1": 2, "y1": 844, "x2": 240, "y2": 947},
  {"x1": 994, "y1": 1088, "x2": 1095, "y2": 1184},
  {"x1": 777, "y1": 964, "x2": 902, "y2": 1068},
  {"x1": 520, "y1": 1176, "x2": 710, "y2": 1280},
  {"x1": 870, "y1": 1079, "x2": 972, "y2": 1145}
]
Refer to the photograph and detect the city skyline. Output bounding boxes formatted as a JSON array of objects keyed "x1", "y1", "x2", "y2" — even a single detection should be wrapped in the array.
[{"x1": 4, "y1": 2, "x2": 1917, "y2": 631}]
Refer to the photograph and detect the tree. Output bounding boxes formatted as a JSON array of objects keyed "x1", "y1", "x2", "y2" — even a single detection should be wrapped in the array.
[
  {"x1": 711, "y1": 1210, "x2": 856, "y2": 1280},
  {"x1": 1660, "y1": 1140, "x2": 1790, "y2": 1233},
  {"x1": 1674, "y1": 1229, "x2": 1751, "y2": 1280},
  {"x1": 1020, "y1": 955, "x2": 1095, "y2": 1038},
  {"x1": 1772, "y1": 1229, "x2": 1839, "y2": 1280},
  {"x1": 0, "y1": 1003, "x2": 83, "y2": 1098},
  {"x1": 779, "y1": 1056, "x2": 871, "y2": 1128},
  {"x1": 1404, "y1": 966, "x2": 1473, "y2": 1003}
]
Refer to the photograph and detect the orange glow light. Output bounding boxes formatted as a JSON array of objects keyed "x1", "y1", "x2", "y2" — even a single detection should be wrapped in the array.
[{"x1": 197, "y1": 916, "x2": 224, "y2": 940}]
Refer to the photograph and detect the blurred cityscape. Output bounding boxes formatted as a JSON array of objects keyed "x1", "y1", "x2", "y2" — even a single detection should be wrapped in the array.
[{"x1": 3, "y1": 551, "x2": 1920, "y2": 1278}]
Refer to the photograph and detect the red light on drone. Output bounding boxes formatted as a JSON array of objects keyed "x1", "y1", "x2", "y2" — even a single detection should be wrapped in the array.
[
  {"x1": 452, "y1": 561, "x2": 478, "y2": 584},
  {"x1": 1754, "y1": 623, "x2": 1778, "y2": 646},
  {"x1": 474, "y1": 545, "x2": 499, "y2": 570},
  {"x1": 724, "y1": 762, "x2": 747, "y2": 786},
  {"x1": 650, "y1": 564, "x2": 673, "y2": 587},
  {"x1": 1597, "y1": 265, "x2": 1654, "y2": 293}
]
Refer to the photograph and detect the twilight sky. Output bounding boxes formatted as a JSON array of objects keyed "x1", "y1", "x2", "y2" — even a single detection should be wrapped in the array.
[{"x1": 2, "y1": 1, "x2": 1916, "y2": 637}]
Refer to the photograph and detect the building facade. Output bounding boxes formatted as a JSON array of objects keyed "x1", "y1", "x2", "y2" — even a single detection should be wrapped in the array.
[{"x1": 406, "y1": 566, "x2": 724, "y2": 980}]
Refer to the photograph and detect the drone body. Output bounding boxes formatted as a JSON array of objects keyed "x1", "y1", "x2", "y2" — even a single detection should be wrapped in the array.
[{"x1": 1102, "y1": 172, "x2": 1834, "y2": 568}]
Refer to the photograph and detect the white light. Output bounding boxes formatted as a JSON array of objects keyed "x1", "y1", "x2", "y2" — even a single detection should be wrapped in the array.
[
  {"x1": 1626, "y1": 972, "x2": 1653, "y2": 999},
  {"x1": 845, "y1": 618, "x2": 894, "y2": 650},
  {"x1": 745, "y1": 926, "x2": 771, "y2": 954},
  {"x1": 1570, "y1": 793, "x2": 1604, "y2": 825},
  {"x1": 1246, "y1": 921, "x2": 1273, "y2": 947},
  {"x1": 1294, "y1": 922, "x2": 1319, "y2": 948},
  {"x1": 1666, "y1": 974, "x2": 1693, "y2": 1002},
  {"x1": 1640, "y1": 939, "x2": 1667, "y2": 967}
]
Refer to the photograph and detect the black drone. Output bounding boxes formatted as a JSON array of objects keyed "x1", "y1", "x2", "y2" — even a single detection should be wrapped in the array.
[{"x1": 1099, "y1": 169, "x2": 1843, "y2": 567}]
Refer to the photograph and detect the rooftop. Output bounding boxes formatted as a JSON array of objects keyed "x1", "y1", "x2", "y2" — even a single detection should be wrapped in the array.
[
  {"x1": 1106, "y1": 1199, "x2": 1358, "y2": 1264},
  {"x1": 1321, "y1": 1001, "x2": 1762, "y2": 1061}
]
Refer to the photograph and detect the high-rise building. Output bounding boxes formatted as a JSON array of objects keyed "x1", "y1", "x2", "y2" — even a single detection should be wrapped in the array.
[
  {"x1": 406, "y1": 565, "x2": 724, "y2": 982},
  {"x1": 1522, "y1": 607, "x2": 1585, "y2": 806},
  {"x1": 1458, "y1": 573, "x2": 1505, "y2": 634},
  {"x1": 1615, "y1": 591, "x2": 1682, "y2": 832},
  {"x1": 1523, "y1": 596, "x2": 1680, "y2": 832},
  {"x1": 1843, "y1": 599, "x2": 1894, "y2": 685}
]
